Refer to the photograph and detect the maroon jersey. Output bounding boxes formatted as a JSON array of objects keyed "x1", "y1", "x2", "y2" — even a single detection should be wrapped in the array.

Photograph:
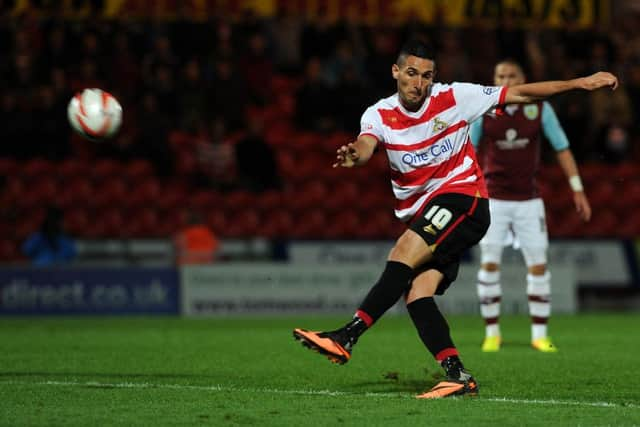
[{"x1": 474, "y1": 102, "x2": 545, "y2": 200}]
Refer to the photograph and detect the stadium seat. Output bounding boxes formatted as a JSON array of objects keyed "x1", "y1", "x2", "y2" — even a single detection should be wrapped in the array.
[
  {"x1": 0, "y1": 239, "x2": 19, "y2": 261},
  {"x1": 57, "y1": 179, "x2": 93, "y2": 210},
  {"x1": 255, "y1": 190, "x2": 283, "y2": 213},
  {"x1": 0, "y1": 158, "x2": 18, "y2": 177},
  {"x1": 126, "y1": 178, "x2": 162, "y2": 208},
  {"x1": 223, "y1": 210, "x2": 260, "y2": 238},
  {"x1": 290, "y1": 210, "x2": 327, "y2": 239},
  {"x1": 63, "y1": 208, "x2": 90, "y2": 236},
  {"x1": 206, "y1": 210, "x2": 227, "y2": 235},
  {"x1": 122, "y1": 207, "x2": 159, "y2": 237},
  {"x1": 22, "y1": 158, "x2": 55, "y2": 181},
  {"x1": 90, "y1": 159, "x2": 122, "y2": 182},
  {"x1": 124, "y1": 159, "x2": 155, "y2": 182},
  {"x1": 324, "y1": 211, "x2": 361, "y2": 239},
  {"x1": 18, "y1": 179, "x2": 58, "y2": 209},
  {"x1": 259, "y1": 209, "x2": 294, "y2": 239},
  {"x1": 90, "y1": 178, "x2": 128, "y2": 209},
  {"x1": 57, "y1": 158, "x2": 91, "y2": 181}
]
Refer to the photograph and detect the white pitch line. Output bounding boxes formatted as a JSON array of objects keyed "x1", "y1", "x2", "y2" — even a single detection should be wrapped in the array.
[{"x1": 1, "y1": 380, "x2": 638, "y2": 409}]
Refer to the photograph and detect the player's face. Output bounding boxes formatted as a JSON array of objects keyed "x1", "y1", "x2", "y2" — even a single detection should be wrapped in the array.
[
  {"x1": 393, "y1": 55, "x2": 435, "y2": 111},
  {"x1": 494, "y1": 63, "x2": 525, "y2": 87}
]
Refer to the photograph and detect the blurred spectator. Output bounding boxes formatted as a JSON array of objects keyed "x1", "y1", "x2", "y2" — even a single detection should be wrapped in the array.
[
  {"x1": 135, "y1": 93, "x2": 173, "y2": 177},
  {"x1": 597, "y1": 124, "x2": 630, "y2": 164},
  {"x1": 587, "y1": 82, "x2": 633, "y2": 159},
  {"x1": 365, "y1": 29, "x2": 398, "y2": 98},
  {"x1": 22, "y1": 207, "x2": 76, "y2": 266},
  {"x1": 238, "y1": 32, "x2": 274, "y2": 106},
  {"x1": 148, "y1": 64, "x2": 177, "y2": 120},
  {"x1": 192, "y1": 117, "x2": 236, "y2": 191},
  {"x1": 322, "y1": 39, "x2": 364, "y2": 87},
  {"x1": 334, "y1": 65, "x2": 370, "y2": 133},
  {"x1": 235, "y1": 116, "x2": 281, "y2": 192},
  {"x1": 208, "y1": 57, "x2": 248, "y2": 132},
  {"x1": 31, "y1": 85, "x2": 71, "y2": 160},
  {"x1": 174, "y1": 210, "x2": 219, "y2": 265},
  {"x1": 178, "y1": 58, "x2": 208, "y2": 130},
  {"x1": 142, "y1": 34, "x2": 177, "y2": 82},
  {"x1": 268, "y1": 4, "x2": 304, "y2": 74},
  {"x1": 295, "y1": 57, "x2": 335, "y2": 132}
]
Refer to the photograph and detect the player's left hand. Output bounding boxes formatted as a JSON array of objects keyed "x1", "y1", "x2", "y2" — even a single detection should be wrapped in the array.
[
  {"x1": 573, "y1": 192, "x2": 591, "y2": 221},
  {"x1": 581, "y1": 72, "x2": 618, "y2": 91}
]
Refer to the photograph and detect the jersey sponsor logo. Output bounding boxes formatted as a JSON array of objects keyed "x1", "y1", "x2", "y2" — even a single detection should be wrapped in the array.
[
  {"x1": 483, "y1": 87, "x2": 500, "y2": 95},
  {"x1": 432, "y1": 117, "x2": 448, "y2": 132},
  {"x1": 496, "y1": 128, "x2": 530, "y2": 150},
  {"x1": 401, "y1": 138, "x2": 454, "y2": 165},
  {"x1": 524, "y1": 104, "x2": 539, "y2": 120}
]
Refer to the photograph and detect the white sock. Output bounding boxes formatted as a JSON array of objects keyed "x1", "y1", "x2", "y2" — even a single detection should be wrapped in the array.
[
  {"x1": 527, "y1": 271, "x2": 551, "y2": 341},
  {"x1": 477, "y1": 269, "x2": 502, "y2": 337}
]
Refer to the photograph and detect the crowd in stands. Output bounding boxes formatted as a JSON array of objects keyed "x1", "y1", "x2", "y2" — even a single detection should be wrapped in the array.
[{"x1": 0, "y1": 7, "x2": 639, "y2": 261}]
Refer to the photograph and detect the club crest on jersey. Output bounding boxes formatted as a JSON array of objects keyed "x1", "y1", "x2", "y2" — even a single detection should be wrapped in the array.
[
  {"x1": 524, "y1": 104, "x2": 539, "y2": 120},
  {"x1": 433, "y1": 117, "x2": 448, "y2": 132}
]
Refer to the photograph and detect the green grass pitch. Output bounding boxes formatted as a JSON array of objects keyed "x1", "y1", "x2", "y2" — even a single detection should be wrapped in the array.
[{"x1": 1, "y1": 314, "x2": 639, "y2": 426}]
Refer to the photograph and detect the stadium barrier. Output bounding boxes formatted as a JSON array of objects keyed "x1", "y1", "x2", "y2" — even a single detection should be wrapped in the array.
[
  {"x1": 2, "y1": 240, "x2": 636, "y2": 315},
  {"x1": 0, "y1": 267, "x2": 179, "y2": 315},
  {"x1": 179, "y1": 263, "x2": 576, "y2": 316}
]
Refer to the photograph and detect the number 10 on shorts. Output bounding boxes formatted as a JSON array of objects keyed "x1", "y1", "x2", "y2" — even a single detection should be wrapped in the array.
[{"x1": 424, "y1": 205, "x2": 453, "y2": 230}]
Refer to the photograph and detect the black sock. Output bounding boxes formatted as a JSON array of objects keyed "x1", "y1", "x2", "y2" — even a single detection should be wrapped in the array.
[
  {"x1": 357, "y1": 261, "x2": 414, "y2": 325},
  {"x1": 406, "y1": 297, "x2": 457, "y2": 361},
  {"x1": 337, "y1": 316, "x2": 369, "y2": 342}
]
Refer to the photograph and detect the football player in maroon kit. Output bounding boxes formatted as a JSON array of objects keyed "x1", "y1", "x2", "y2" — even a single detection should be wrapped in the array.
[
  {"x1": 472, "y1": 60, "x2": 591, "y2": 353},
  {"x1": 293, "y1": 39, "x2": 617, "y2": 399}
]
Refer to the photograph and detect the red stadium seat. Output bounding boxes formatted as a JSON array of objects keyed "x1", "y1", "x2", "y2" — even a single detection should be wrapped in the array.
[
  {"x1": 18, "y1": 179, "x2": 58, "y2": 209},
  {"x1": 0, "y1": 158, "x2": 18, "y2": 177},
  {"x1": 126, "y1": 178, "x2": 161, "y2": 208},
  {"x1": 57, "y1": 179, "x2": 93, "y2": 210},
  {"x1": 57, "y1": 158, "x2": 91, "y2": 181},
  {"x1": 64, "y1": 208, "x2": 90, "y2": 236},
  {"x1": 122, "y1": 207, "x2": 159, "y2": 237},
  {"x1": 290, "y1": 211, "x2": 327, "y2": 239},
  {"x1": 22, "y1": 158, "x2": 55, "y2": 181},
  {"x1": 223, "y1": 210, "x2": 260, "y2": 238},
  {"x1": 90, "y1": 159, "x2": 122, "y2": 182},
  {"x1": 259, "y1": 209, "x2": 294, "y2": 239},
  {"x1": 90, "y1": 178, "x2": 128, "y2": 209},
  {"x1": 207, "y1": 210, "x2": 227, "y2": 235},
  {"x1": 0, "y1": 239, "x2": 19, "y2": 262},
  {"x1": 124, "y1": 159, "x2": 155, "y2": 182}
]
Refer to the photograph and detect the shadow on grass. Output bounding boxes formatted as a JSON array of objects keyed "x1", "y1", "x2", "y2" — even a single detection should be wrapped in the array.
[{"x1": 345, "y1": 369, "x2": 445, "y2": 394}]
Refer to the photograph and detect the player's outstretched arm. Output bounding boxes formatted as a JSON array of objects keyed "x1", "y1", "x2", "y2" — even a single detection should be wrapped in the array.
[
  {"x1": 504, "y1": 71, "x2": 618, "y2": 104},
  {"x1": 333, "y1": 134, "x2": 378, "y2": 168}
]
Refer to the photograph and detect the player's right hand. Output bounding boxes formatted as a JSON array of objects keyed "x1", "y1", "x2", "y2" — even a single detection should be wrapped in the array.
[
  {"x1": 581, "y1": 72, "x2": 618, "y2": 91},
  {"x1": 333, "y1": 143, "x2": 360, "y2": 168}
]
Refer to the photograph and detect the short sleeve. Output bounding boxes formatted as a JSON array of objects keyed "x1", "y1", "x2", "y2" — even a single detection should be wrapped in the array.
[
  {"x1": 452, "y1": 83, "x2": 507, "y2": 124},
  {"x1": 541, "y1": 101, "x2": 570, "y2": 151},
  {"x1": 359, "y1": 106, "x2": 384, "y2": 143},
  {"x1": 469, "y1": 117, "x2": 484, "y2": 148}
]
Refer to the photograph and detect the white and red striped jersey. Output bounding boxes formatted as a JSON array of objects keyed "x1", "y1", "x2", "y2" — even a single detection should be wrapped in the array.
[{"x1": 359, "y1": 82, "x2": 507, "y2": 222}]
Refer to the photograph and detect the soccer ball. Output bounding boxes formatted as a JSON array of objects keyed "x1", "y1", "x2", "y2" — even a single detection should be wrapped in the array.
[{"x1": 67, "y1": 88, "x2": 122, "y2": 140}]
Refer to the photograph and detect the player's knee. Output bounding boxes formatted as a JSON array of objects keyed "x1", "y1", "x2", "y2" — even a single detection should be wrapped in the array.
[
  {"x1": 481, "y1": 262, "x2": 500, "y2": 272},
  {"x1": 388, "y1": 229, "x2": 433, "y2": 267},
  {"x1": 406, "y1": 269, "x2": 442, "y2": 303},
  {"x1": 528, "y1": 264, "x2": 547, "y2": 275}
]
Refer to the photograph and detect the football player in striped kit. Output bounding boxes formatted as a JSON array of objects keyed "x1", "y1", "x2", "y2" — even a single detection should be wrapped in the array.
[
  {"x1": 472, "y1": 60, "x2": 591, "y2": 353},
  {"x1": 293, "y1": 39, "x2": 617, "y2": 399}
]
